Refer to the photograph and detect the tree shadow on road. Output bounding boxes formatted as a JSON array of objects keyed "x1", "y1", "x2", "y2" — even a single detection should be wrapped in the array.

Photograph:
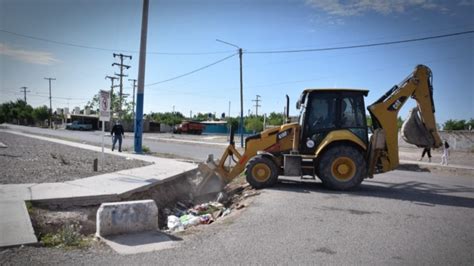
[{"x1": 271, "y1": 178, "x2": 474, "y2": 209}]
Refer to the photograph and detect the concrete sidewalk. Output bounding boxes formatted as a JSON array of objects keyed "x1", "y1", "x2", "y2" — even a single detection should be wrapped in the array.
[{"x1": 0, "y1": 129, "x2": 197, "y2": 248}]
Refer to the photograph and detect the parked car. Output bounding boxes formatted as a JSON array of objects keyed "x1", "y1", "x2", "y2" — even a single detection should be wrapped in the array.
[{"x1": 66, "y1": 121, "x2": 93, "y2": 131}]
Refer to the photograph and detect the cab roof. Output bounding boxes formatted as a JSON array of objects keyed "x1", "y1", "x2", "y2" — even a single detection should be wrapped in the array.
[{"x1": 302, "y1": 88, "x2": 369, "y2": 96}]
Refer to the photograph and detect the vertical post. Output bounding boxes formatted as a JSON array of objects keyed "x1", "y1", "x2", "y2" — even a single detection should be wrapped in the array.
[
  {"x1": 263, "y1": 113, "x2": 266, "y2": 130},
  {"x1": 239, "y1": 48, "x2": 244, "y2": 147},
  {"x1": 129, "y1": 79, "x2": 137, "y2": 127},
  {"x1": 134, "y1": 0, "x2": 149, "y2": 154},
  {"x1": 44, "y1": 78, "x2": 56, "y2": 128},
  {"x1": 101, "y1": 120, "x2": 105, "y2": 170}
]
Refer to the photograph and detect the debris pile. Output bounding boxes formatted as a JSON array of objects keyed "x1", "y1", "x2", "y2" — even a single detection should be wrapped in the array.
[{"x1": 165, "y1": 183, "x2": 260, "y2": 233}]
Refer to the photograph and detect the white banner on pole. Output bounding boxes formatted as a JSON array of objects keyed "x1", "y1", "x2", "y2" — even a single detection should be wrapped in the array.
[{"x1": 99, "y1": 90, "x2": 111, "y2": 121}]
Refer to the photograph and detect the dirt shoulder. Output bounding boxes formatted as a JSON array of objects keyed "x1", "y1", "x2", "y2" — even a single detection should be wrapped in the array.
[{"x1": 0, "y1": 131, "x2": 151, "y2": 184}]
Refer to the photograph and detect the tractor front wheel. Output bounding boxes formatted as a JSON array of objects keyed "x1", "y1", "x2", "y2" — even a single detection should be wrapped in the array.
[
  {"x1": 246, "y1": 155, "x2": 279, "y2": 189},
  {"x1": 317, "y1": 145, "x2": 366, "y2": 190}
]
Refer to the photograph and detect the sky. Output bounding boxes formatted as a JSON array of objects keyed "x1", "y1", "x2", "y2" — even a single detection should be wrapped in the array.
[{"x1": 0, "y1": 0, "x2": 473, "y2": 124}]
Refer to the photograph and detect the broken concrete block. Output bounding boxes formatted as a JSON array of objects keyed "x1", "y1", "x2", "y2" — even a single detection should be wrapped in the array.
[{"x1": 96, "y1": 199, "x2": 158, "y2": 237}]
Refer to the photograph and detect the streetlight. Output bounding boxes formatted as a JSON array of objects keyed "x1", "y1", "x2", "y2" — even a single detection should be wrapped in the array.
[{"x1": 216, "y1": 39, "x2": 244, "y2": 147}]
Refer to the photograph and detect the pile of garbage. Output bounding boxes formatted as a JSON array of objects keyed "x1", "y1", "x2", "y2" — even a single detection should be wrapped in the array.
[
  {"x1": 166, "y1": 201, "x2": 231, "y2": 232},
  {"x1": 165, "y1": 183, "x2": 260, "y2": 233}
]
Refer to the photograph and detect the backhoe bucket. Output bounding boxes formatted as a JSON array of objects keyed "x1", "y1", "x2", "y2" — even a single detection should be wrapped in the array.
[
  {"x1": 195, "y1": 155, "x2": 226, "y2": 196},
  {"x1": 401, "y1": 107, "x2": 434, "y2": 148}
]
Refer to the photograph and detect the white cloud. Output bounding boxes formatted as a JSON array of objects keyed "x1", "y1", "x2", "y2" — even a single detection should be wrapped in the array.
[
  {"x1": 305, "y1": 0, "x2": 449, "y2": 17},
  {"x1": 0, "y1": 43, "x2": 59, "y2": 65}
]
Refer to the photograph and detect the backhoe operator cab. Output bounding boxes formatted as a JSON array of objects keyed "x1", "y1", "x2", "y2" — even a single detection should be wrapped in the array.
[
  {"x1": 200, "y1": 65, "x2": 441, "y2": 192},
  {"x1": 292, "y1": 89, "x2": 370, "y2": 189},
  {"x1": 297, "y1": 89, "x2": 369, "y2": 155}
]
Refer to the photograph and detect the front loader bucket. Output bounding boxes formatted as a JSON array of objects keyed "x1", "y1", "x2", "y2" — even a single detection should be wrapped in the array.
[
  {"x1": 195, "y1": 155, "x2": 226, "y2": 196},
  {"x1": 401, "y1": 107, "x2": 434, "y2": 148}
]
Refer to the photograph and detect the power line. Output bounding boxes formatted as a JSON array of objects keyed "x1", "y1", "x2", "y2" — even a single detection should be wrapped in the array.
[
  {"x1": 0, "y1": 29, "x2": 232, "y2": 55},
  {"x1": 246, "y1": 30, "x2": 474, "y2": 54},
  {"x1": 145, "y1": 52, "x2": 238, "y2": 87}
]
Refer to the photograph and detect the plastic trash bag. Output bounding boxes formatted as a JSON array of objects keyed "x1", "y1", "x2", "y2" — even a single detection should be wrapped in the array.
[{"x1": 167, "y1": 215, "x2": 184, "y2": 232}]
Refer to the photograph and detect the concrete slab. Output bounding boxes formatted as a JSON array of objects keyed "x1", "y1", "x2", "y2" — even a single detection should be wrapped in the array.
[
  {"x1": 96, "y1": 200, "x2": 158, "y2": 237},
  {"x1": 67, "y1": 163, "x2": 196, "y2": 196},
  {"x1": 0, "y1": 184, "x2": 34, "y2": 201},
  {"x1": 0, "y1": 201, "x2": 37, "y2": 247},
  {"x1": 29, "y1": 182, "x2": 109, "y2": 201},
  {"x1": 101, "y1": 231, "x2": 179, "y2": 254}
]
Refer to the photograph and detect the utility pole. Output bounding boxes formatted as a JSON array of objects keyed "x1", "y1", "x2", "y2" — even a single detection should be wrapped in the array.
[
  {"x1": 44, "y1": 77, "x2": 56, "y2": 128},
  {"x1": 20, "y1": 87, "x2": 30, "y2": 104},
  {"x1": 228, "y1": 101, "x2": 231, "y2": 119},
  {"x1": 112, "y1": 53, "x2": 132, "y2": 118},
  {"x1": 128, "y1": 79, "x2": 137, "y2": 121},
  {"x1": 252, "y1": 95, "x2": 261, "y2": 116},
  {"x1": 217, "y1": 39, "x2": 244, "y2": 147},
  {"x1": 105, "y1": 76, "x2": 119, "y2": 113},
  {"x1": 134, "y1": 0, "x2": 149, "y2": 154}
]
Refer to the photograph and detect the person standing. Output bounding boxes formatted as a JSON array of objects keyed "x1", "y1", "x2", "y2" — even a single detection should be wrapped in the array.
[
  {"x1": 419, "y1": 147, "x2": 432, "y2": 162},
  {"x1": 440, "y1": 140, "x2": 450, "y2": 165},
  {"x1": 111, "y1": 121, "x2": 125, "y2": 152}
]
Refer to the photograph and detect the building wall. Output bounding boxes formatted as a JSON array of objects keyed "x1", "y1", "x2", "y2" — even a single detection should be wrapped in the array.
[{"x1": 398, "y1": 131, "x2": 474, "y2": 152}]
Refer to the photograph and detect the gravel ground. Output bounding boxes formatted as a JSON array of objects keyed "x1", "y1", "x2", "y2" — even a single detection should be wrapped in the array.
[{"x1": 0, "y1": 131, "x2": 151, "y2": 184}]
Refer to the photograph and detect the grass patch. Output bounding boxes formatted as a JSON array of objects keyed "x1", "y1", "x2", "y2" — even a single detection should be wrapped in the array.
[
  {"x1": 40, "y1": 223, "x2": 91, "y2": 248},
  {"x1": 142, "y1": 145, "x2": 151, "y2": 153},
  {"x1": 25, "y1": 201, "x2": 33, "y2": 214}
]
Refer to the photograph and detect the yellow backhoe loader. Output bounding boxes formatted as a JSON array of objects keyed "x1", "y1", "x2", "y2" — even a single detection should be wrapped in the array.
[{"x1": 198, "y1": 65, "x2": 442, "y2": 192}]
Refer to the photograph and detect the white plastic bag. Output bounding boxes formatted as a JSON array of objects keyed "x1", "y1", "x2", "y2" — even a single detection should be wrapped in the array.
[{"x1": 167, "y1": 215, "x2": 184, "y2": 232}]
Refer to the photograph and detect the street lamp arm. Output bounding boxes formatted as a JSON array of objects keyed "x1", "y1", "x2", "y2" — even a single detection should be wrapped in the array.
[{"x1": 216, "y1": 39, "x2": 240, "y2": 49}]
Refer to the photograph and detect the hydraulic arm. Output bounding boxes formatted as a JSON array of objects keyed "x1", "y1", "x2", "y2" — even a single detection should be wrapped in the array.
[{"x1": 367, "y1": 64, "x2": 442, "y2": 174}]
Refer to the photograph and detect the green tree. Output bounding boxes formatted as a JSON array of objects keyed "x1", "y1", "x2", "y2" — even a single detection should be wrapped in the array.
[
  {"x1": 226, "y1": 117, "x2": 239, "y2": 131},
  {"x1": 397, "y1": 116, "x2": 404, "y2": 130},
  {"x1": 267, "y1": 112, "x2": 284, "y2": 126},
  {"x1": 149, "y1": 112, "x2": 184, "y2": 126},
  {"x1": 245, "y1": 116, "x2": 263, "y2": 133},
  {"x1": 0, "y1": 102, "x2": 14, "y2": 123},
  {"x1": 0, "y1": 100, "x2": 34, "y2": 125},
  {"x1": 467, "y1": 118, "x2": 474, "y2": 130},
  {"x1": 194, "y1": 112, "x2": 214, "y2": 121},
  {"x1": 33, "y1": 106, "x2": 49, "y2": 126},
  {"x1": 443, "y1": 119, "x2": 466, "y2": 130},
  {"x1": 366, "y1": 115, "x2": 372, "y2": 127},
  {"x1": 87, "y1": 91, "x2": 131, "y2": 119}
]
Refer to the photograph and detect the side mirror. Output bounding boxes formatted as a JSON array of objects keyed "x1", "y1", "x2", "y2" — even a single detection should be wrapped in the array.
[{"x1": 296, "y1": 101, "x2": 301, "y2": 110}]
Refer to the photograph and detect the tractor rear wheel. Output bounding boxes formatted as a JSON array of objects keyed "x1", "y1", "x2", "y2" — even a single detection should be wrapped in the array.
[
  {"x1": 317, "y1": 145, "x2": 366, "y2": 190},
  {"x1": 246, "y1": 155, "x2": 279, "y2": 189}
]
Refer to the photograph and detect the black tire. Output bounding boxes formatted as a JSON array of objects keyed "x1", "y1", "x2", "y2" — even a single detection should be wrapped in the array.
[
  {"x1": 317, "y1": 145, "x2": 366, "y2": 190},
  {"x1": 245, "y1": 155, "x2": 279, "y2": 189}
]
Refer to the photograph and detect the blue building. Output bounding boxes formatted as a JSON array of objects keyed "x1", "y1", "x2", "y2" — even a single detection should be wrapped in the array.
[{"x1": 201, "y1": 121, "x2": 229, "y2": 134}]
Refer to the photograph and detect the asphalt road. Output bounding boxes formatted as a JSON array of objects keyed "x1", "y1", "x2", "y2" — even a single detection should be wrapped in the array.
[
  {"x1": 2, "y1": 169, "x2": 473, "y2": 265},
  {"x1": 3, "y1": 125, "x2": 224, "y2": 161},
  {"x1": 1, "y1": 124, "x2": 473, "y2": 264}
]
